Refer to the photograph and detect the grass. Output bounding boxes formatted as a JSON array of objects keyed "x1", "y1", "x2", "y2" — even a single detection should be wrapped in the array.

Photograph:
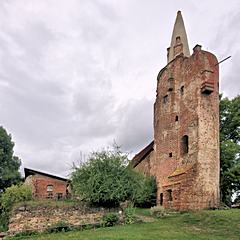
[
  {"x1": 13, "y1": 199, "x2": 81, "y2": 209},
  {"x1": 7, "y1": 209, "x2": 240, "y2": 240}
]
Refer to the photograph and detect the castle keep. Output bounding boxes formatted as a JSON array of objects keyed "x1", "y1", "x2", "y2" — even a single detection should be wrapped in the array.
[{"x1": 132, "y1": 11, "x2": 220, "y2": 210}]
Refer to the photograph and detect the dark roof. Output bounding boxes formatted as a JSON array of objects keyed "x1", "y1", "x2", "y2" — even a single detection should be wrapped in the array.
[
  {"x1": 131, "y1": 141, "x2": 154, "y2": 168},
  {"x1": 24, "y1": 168, "x2": 68, "y2": 182}
]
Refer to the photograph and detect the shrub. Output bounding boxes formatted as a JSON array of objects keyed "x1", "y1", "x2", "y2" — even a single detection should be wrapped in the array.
[
  {"x1": 14, "y1": 230, "x2": 38, "y2": 238},
  {"x1": 124, "y1": 207, "x2": 136, "y2": 224},
  {"x1": 150, "y1": 206, "x2": 167, "y2": 218},
  {"x1": 132, "y1": 175, "x2": 157, "y2": 208},
  {"x1": 102, "y1": 213, "x2": 119, "y2": 227},
  {"x1": 46, "y1": 221, "x2": 72, "y2": 233},
  {"x1": 0, "y1": 184, "x2": 32, "y2": 231},
  {"x1": 71, "y1": 146, "x2": 137, "y2": 207},
  {"x1": 0, "y1": 184, "x2": 32, "y2": 212}
]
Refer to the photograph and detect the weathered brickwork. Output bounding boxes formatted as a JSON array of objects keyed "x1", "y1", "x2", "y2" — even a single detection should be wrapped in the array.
[
  {"x1": 132, "y1": 11, "x2": 220, "y2": 210},
  {"x1": 24, "y1": 168, "x2": 69, "y2": 199}
]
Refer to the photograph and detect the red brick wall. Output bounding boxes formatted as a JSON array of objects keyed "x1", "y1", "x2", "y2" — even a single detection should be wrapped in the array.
[
  {"x1": 153, "y1": 47, "x2": 220, "y2": 210},
  {"x1": 26, "y1": 174, "x2": 68, "y2": 199}
]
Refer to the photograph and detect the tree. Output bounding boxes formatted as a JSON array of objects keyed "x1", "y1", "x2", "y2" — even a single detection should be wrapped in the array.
[
  {"x1": 220, "y1": 95, "x2": 240, "y2": 205},
  {"x1": 0, "y1": 126, "x2": 21, "y2": 191},
  {"x1": 71, "y1": 146, "x2": 156, "y2": 207}
]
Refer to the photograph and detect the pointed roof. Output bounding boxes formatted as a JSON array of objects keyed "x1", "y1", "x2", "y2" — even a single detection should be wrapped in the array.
[{"x1": 168, "y1": 11, "x2": 190, "y2": 62}]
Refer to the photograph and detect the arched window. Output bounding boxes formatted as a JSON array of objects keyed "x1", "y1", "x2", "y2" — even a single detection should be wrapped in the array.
[{"x1": 181, "y1": 135, "x2": 189, "y2": 155}]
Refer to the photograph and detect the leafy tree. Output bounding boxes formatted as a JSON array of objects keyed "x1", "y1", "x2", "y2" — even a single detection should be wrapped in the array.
[
  {"x1": 71, "y1": 146, "x2": 156, "y2": 207},
  {"x1": 220, "y1": 95, "x2": 240, "y2": 205},
  {"x1": 0, "y1": 126, "x2": 21, "y2": 191}
]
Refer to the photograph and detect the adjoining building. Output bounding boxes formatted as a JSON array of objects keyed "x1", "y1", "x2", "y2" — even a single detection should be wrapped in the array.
[
  {"x1": 132, "y1": 11, "x2": 220, "y2": 210},
  {"x1": 24, "y1": 168, "x2": 71, "y2": 200}
]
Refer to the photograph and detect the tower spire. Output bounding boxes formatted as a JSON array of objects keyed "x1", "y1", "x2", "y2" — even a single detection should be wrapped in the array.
[{"x1": 167, "y1": 11, "x2": 190, "y2": 63}]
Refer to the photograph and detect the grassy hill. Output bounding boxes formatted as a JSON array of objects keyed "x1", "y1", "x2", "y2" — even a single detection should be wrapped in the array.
[{"x1": 7, "y1": 209, "x2": 240, "y2": 240}]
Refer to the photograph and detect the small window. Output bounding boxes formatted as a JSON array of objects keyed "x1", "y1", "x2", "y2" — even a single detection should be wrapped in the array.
[
  {"x1": 180, "y1": 86, "x2": 184, "y2": 95},
  {"x1": 163, "y1": 95, "x2": 168, "y2": 104},
  {"x1": 181, "y1": 135, "x2": 189, "y2": 155},
  {"x1": 160, "y1": 193, "x2": 163, "y2": 206},
  {"x1": 176, "y1": 36, "x2": 181, "y2": 44},
  {"x1": 168, "y1": 78, "x2": 174, "y2": 91},
  {"x1": 175, "y1": 116, "x2": 179, "y2": 122},
  {"x1": 57, "y1": 193, "x2": 63, "y2": 200},
  {"x1": 47, "y1": 192, "x2": 53, "y2": 199},
  {"x1": 167, "y1": 189, "x2": 173, "y2": 201},
  {"x1": 47, "y1": 185, "x2": 53, "y2": 192},
  {"x1": 169, "y1": 152, "x2": 172, "y2": 157}
]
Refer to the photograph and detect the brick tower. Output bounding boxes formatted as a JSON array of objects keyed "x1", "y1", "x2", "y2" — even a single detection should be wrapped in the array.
[{"x1": 151, "y1": 11, "x2": 220, "y2": 210}]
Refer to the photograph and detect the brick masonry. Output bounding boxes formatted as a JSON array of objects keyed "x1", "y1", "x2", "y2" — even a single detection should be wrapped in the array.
[
  {"x1": 133, "y1": 12, "x2": 220, "y2": 210},
  {"x1": 25, "y1": 174, "x2": 69, "y2": 199}
]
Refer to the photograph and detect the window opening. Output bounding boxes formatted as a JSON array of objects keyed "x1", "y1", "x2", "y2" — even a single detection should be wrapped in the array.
[
  {"x1": 176, "y1": 36, "x2": 181, "y2": 44},
  {"x1": 160, "y1": 193, "x2": 163, "y2": 206},
  {"x1": 47, "y1": 185, "x2": 53, "y2": 192},
  {"x1": 180, "y1": 86, "x2": 184, "y2": 95},
  {"x1": 163, "y1": 95, "x2": 168, "y2": 104},
  {"x1": 169, "y1": 152, "x2": 172, "y2": 157},
  {"x1": 181, "y1": 135, "x2": 189, "y2": 155},
  {"x1": 175, "y1": 116, "x2": 179, "y2": 121},
  {"x1": 168, "y1": 77, "x2": 174, "y2": 91},
  {"x1": 57, "y1": 193, "x2": 63, "y2": 200},
  {"x1": 167, "y1": 189, "x2": 173, "y2": 201}
]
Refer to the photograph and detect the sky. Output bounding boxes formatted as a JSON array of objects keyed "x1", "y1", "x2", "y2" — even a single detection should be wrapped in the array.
[{"x1": 0, "y1": 0, "x2": 239, "y2": 178}]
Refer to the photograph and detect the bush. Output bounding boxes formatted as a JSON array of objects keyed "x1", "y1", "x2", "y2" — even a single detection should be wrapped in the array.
[
  {"x1": 71, "y1": 146, "x2": 137, "y2": 207},
  {"x1": 124, "y1": 207, "x2": 136, "y2": 224},
  {"x1": 0, "y1": 184, "x2": 32, "y2": 231},
  {"x1": 132, "y1": 175, "x2": 157, "y2": 208},
  {"x1": 150, "y1": 206, "x2": 167, "y2": 218},
  {"x1": 0, "y1": 184, "x2": 32, "y2": 212},
  {"x1": 14, "y1": 230, "x2": 38, "y2": 238},
  {"x1": 102, "y1": 213, "x2": 119, "y2": 227},
  {"x1": 71, "y1": 146, "x2": 157, "y2": 208},
  {"x1": 46, "y1": 221, "x2": 72, "y2": 233}
]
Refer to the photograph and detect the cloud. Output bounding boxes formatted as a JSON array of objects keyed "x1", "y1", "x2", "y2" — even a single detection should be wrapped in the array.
[
  {"x1": 0, "y1": 1, "x2": 239, "y2": 177},
  {"x1": 116, "y1": 98, "x2": 153, "y2": 153}
]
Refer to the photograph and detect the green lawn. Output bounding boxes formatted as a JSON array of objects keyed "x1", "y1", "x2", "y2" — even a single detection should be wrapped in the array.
[{"x1": 8, "y1": 209, "x2": 240, "y2": 240}]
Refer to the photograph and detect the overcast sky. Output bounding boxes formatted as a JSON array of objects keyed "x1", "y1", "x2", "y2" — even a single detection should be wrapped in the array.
[{"x1": 0, "y1": 0, "x2": 239, "y2": 177}]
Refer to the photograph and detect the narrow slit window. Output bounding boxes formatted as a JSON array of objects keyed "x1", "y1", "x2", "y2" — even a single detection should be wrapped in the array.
[
  {"x1": 160, "y1": 193, "x2": 163, "y2": 206},
  {"x1": 175, "y1": 116, "x2": 179, "y2": 122},
  {"x1": 181, "y1": 135, "x2": 189, "y2": 155},
  {"x1": 180, "y1": 86, "x2": 184, "y2": 95}
]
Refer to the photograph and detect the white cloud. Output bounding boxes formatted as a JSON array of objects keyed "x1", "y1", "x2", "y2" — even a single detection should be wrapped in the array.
[{"x1": 0, "y1": 0, "x2": 239, "y2": 177}]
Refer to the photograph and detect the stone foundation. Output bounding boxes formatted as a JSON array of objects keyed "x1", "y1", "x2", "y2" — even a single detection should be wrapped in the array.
[{"x1": 8, "y1": 204, "x2": 108, "y2": 234}]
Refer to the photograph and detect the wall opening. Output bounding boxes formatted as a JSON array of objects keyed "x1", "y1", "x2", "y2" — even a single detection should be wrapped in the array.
[
  {"x1": 181, "y1": 135, "x2": 189, "y2": 155},
  {"x1": 168, "y1": 77, "x2": 174, "y2": 91},
  {"x1": 47, "y1": 185, "x2": 54, "y2": 199},
  {"x1": 57, "y1": 193, "x2": 63, "y2": 200},
  {"x1": 169, "y1": 152, "x2": 172, "y2": 157},
  {"x1": 163, "y1": 95, "x2": 168, "y2": 104},
  {"x1": 160, "y1": 193, "x2": 163, "y2": 206},
  {"x1": 180, "y1": 86, "x2": 184, "y2": 95},
  {"x1": 167, "y1": 189, "x2": 173, "y2": 201},
  {"x1": 175, "y1": 116, "x2": 179, "y2": 121},
  {"x1": 176, "y1": 36, "x2": 181, "y2": 44}
]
